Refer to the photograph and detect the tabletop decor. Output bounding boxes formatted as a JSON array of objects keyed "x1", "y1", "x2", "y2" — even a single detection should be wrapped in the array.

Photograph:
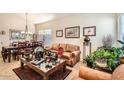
[
  {"x1": 46, "y1": 51, "x2": 58, "y2": 61},
  {"x1": 24, "y1": 53, "x2": 33, "y2": 62},
  {"x1": 34, "y1": 46, "x2": 44, "y2": 61}
]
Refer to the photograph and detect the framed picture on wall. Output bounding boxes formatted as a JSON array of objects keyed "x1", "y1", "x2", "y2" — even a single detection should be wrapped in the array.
[
  {"x1": 56, "y1": 30, "x2": 63, "y2": 37},
  {"x1": 0, "y1": 30, "x2": 6, "y2": 35},
  {"x1": 65, "y1": 26, "x2": 80, "y2": 38},
  {"x1": 1, "y1": 30, "x2": 6, "y2": 35},
  {"x1": 83, "y1": 26, "x2": 96, "y2": 36},
  {"x1": 9, "y1": 29, "x2": 25, "y2": 40}
]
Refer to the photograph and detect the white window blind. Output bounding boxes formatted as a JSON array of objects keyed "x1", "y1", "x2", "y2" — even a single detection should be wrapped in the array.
[
  {"x1": 38, "y1": 29, "x2": 51, "y2": 35},
  {"x1": 119, "y1": 14, "x2": 124, "y2": 41},
  {"x1": 37, "y1": 29, "x2": 52, "y2": 46}
]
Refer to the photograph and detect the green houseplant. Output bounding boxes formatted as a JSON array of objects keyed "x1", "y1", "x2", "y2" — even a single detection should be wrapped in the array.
[
  {"x1": 107, "y1": 58, "x2": 117, "y2": 72},
  {"x1": 102, "y1": 34, "x2": 114, "y2": 49},
  {"x1": 84, "y1": 55, "x2": 96, "y2": 68},
  {"x1": 84, "y1": 46, "x2": 124, "y2": 72},
  {"x1": 94, "y1": 48, "x2": 118, "y2": 71},
  {"x1": 111, "y1": 47, "x2": 124, "y2": 60}
]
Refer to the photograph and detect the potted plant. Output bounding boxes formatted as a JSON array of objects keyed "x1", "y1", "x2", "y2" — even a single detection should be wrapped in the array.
[
  {"x1": 107, "y1": 58, "x2": 117, "y2": 72},
  {"x1": 92, "y1": 48, "x2": 119, "y2": 72},
  {"x1": 102, "y1": 34, "x2": 114, "y2": 49},
  {"x1": 84, "y1": 55, "x2": 96, "y2": 68},
  {"x1": 84, "y1": 46, "x2": 122, "y2": 72}
]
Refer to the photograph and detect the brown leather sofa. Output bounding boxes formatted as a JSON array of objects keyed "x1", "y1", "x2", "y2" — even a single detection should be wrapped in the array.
[
  {"x1": 46, "y1": 43, "x2": 81, "y2": 67},
  {"x1": 72, "y1": 64, "x2": 124, "y2": 80}
]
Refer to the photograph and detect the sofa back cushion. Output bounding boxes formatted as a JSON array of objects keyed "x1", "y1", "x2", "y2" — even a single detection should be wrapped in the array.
[
  {"x1": 74, "y1": 45, "x2": 80, "y2": 50},
  {"x1": 66, "y1": 44, "x2": 79, "y2": 52},
  {"x1": 51, "y1": 44, "x2": 59, "y2": 50},
  {"x1": 79, "y1": 66, "x2": 111, "y2": 80},
  {"x1": 59, "y1": 44, "x2": 67, "y2": 51},
  {"x1": 112, "y1": 64, "x2": 124, "y2": 80}
]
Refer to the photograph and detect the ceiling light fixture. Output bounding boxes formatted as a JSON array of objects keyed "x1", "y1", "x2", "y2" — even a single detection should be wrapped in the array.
[{"x1": 25, "y1": 13, "x2": 28, "y2": 36}]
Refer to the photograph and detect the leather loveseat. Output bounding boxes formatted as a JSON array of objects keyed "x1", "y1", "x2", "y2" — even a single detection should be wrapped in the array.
[
  {"x1": 46, "y1": 43, "x2": 81, "y2": 67},
  {"x1": 72, "y1": 64, "x2": 124, "y2": 80}
]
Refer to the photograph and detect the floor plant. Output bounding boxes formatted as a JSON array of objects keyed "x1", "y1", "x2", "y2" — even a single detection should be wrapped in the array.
[{"x1": 84, "y1": 47, "x2": 124, "y2": 72}]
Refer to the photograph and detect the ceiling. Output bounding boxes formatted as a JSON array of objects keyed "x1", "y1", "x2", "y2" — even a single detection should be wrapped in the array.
[{"x1": 15, "y1": 13, "x2": 74, "y2": 24}]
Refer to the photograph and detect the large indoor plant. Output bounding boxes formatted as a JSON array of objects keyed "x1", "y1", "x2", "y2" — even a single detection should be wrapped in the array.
[
  {"x1": 93, "y1": 48, "x2": 119, "y2": 72},
  {"x1": 84, "y1": 34, "x2": 124, "y2": 72},
  {"x1": 84, "y1": 47, "x2": 122, "y2": 72}
]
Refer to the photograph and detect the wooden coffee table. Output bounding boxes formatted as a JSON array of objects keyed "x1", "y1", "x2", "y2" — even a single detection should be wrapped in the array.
[{"x1": 20, "y1": 57, "x2": 66, "y2": 80}]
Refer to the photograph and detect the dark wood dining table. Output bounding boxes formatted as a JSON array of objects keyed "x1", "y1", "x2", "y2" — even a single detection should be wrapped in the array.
[{"x1": 4, "y1": 45, "x2": 41, "y2": 63}]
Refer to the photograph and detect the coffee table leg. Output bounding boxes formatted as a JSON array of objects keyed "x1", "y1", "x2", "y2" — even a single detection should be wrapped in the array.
[
  {"x1": 8, "y1": 50, "x2": 11, "y2": 63},
  {"x1": 21, "y1": 61, "x2": 24, "y2": 68},
  {"x1": 43, "y1": 76, "x2": 49, "y2": 80},
  {"x1": 63, "y1": 64, "x2": 66, "y2": 72}
]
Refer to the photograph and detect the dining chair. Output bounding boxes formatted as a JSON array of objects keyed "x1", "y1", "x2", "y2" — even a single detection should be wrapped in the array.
[{"x1": 1, "y1": 47, "x2": 8, "y2": 62}]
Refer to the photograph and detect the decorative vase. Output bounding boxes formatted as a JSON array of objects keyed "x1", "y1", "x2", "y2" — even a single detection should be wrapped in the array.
[
  {"x1": 84, "y1": 36, "x2": 90, "y2": 43},
  {"x1": 24, "y1": 53, "x2": 31, "y2": 62}
]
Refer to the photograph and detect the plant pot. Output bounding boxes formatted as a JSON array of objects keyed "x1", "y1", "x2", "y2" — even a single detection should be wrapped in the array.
[{"x1": 87, "y1": 62, "x2": 96, "y2": 68}]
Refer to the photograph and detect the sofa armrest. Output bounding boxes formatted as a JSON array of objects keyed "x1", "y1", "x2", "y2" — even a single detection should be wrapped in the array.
[
  {"x1": 72, "y1": 76, "x2": 84, "y2": 80},
  {"x1": 72, "y1": 51, "x2": 81, "y2": 57},
  {"x1": 79, "y1": 66, "x2": 112, "y2": 80}
]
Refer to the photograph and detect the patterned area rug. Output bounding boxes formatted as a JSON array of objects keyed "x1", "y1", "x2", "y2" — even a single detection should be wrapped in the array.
[{"x1": 13, "y1": 66, "x2": 72, "y2": 80}]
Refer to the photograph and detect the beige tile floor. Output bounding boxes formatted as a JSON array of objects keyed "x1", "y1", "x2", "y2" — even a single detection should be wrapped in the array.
[{"x1": 0, "y1": 56, "x2": 83, "y2": 80}]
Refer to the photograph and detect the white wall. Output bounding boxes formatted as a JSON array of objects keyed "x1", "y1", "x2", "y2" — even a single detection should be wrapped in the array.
[
  {"x1": 0, "y1": 13, "x2": 35, "y2": 49},
  {"x1": 35, "y1": 13, "x2": 117, "y2": 59}
]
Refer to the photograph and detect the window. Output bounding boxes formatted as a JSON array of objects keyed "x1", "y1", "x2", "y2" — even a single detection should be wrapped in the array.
[
  {"x1": 9, "y1": 29, "x2": 25, "y2": 40},
  {"x1": 119, "y1": 14, "x2": 124, "y2": 41},
  {"x1": 37, "y1": 29, "x2": 52, "y2": 46},
  {"x1": 38, "y1": 29, "x2": 51, "y2": 35}
]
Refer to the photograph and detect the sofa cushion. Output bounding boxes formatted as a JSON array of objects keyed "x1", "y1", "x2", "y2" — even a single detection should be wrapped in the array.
[
  {"x1": 63, "y1": 52, "x2": 72, "y2": 59},
  {"x1": 66, "y1": 44, "x2": 76, "y2": 52},
  {"x1": 51, "y1": 44, "x2": 59, "y2": 50},
  {"x1": 74, "y1": 46, "x2": 80, "y2": 51},
  {"x1": 72, "y1": 51, "x2": 81, "y2": 57},
  {"x1": 59, "y1": 44, "x2": 67, "y2": 51},
  {"x1": 112, "y1": 64, "x2": 124, "y2": 80}
]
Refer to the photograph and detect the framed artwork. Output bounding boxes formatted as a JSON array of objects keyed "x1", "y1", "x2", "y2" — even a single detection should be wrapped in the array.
[
  {"x1": 9, "y1": 29, "x2": 25, "y2": 40},
  {"x1": 0, "y1": 30, "x2": 6, "y2": 35},
  {"x1": 65, "y1": 26, "x2": 80, "y2": 38},
  {"x1": 1, "y1": 30, "x2": 6, "y2": 35},
  {"x1": 83, "y1": 26, "x2": 96, "y2": 36},
  {"x1": 56, "y1": 30, "x2": 63, "y2": 37}
]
